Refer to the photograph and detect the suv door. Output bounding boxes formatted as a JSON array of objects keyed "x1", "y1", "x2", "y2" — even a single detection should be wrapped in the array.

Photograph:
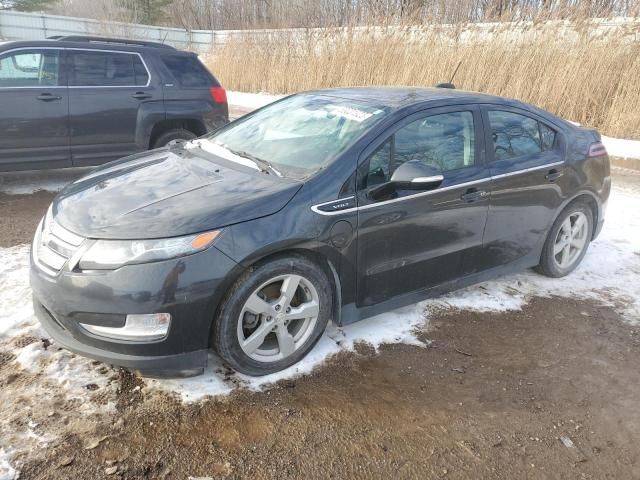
[
  {"x1": 0, "y1": 48, "x2": 69, "y2": 171},
  {"x1": 67, "y1": 49, "x2": 154, "y2": 166},
  {"x1": 480, "y1": 107, "x2": 566, "y2": 268},
  {"x1": 355, "y1": 106, "x2": 490, "y2": 306}
]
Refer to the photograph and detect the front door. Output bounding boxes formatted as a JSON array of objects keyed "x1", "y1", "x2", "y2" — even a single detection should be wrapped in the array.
[
  {"x1": 67, "y1": 49, "x2": 154, "y2": 166},
  {"x1": 355, "y1": 106, "x2": 490, "y2": 306},
  {"x1": 0, "y1": 48, "x2": 69, "y2": 171}
]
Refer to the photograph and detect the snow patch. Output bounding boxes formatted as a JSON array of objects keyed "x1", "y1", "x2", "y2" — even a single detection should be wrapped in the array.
[
  {"x1": 602, "y1": 135, "x2": 640, "y2": 160},
  {"x1": 226, "y1": 90, "x2": 284, "y2": 110},
  {"x1": 429, "y1": 188, "x2": 640, "y2": 319},
  {"x1": 149, "y1": 303, "x2": 427, "y2": 402},
  {"x1": 0, "y1": 449, "x2": 17, "y2": 480}
]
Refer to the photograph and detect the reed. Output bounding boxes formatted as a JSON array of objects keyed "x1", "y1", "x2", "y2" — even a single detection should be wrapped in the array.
[{"x1": 206, "y1": 24, "x2": 640, "y2": 138}]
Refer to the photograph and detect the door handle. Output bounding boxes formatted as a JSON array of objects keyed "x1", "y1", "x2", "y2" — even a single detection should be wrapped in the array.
[
  {"x1": 132, "y1": 92, "x2": 152, "y2": 100},
  {"x1": 545, "y1": 168, "x2": 564, "y2": 182},
  {"x1": 36, "y1": 93, "x2": 62, "y2": 101},
  {"x1": 461, "y1": 188, "x2": 488, "y2": 203}
]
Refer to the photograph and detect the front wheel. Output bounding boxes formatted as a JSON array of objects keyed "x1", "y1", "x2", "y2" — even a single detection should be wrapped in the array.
[
  {"x1": 537, "y1": 201, "x2": 593, "y2": 278},
  {"x1": 213, "y1": 255, "x2": 332, "y2": 376}
]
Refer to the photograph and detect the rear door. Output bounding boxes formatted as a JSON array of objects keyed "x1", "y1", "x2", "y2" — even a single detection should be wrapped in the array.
[
  {"x1": 355, "y1": 106, "x2": 490, "y2": 306},
  {"x1": 480, "y1": 107, "x2": 567, "y2": 268},
  {"x1": 67, "y1": 49, "x2": 154, "y2": 166},
  {"x1": 0, "y1": 47, "x2": 69, "y2": 171}
]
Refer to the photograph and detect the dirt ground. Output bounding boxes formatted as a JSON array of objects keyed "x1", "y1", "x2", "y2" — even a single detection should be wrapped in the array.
[
  {"x1": 2, "y1": 169, "x2": 639, "y2": 480},
  {"x1": 0, "y1": 191, "x2": 56, "y2": 248},
  {"x1": 11, "y1": 297, "x2": 640, "y2": 480}
]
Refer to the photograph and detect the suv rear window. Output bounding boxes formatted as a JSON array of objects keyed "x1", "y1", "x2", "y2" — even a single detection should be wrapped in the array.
[
  {"x1": 69, "y1": 51, "x2": 148, "y2": 87},
  {"x1": 161, "y1": 55, "x2": 211, "y2": 87}
]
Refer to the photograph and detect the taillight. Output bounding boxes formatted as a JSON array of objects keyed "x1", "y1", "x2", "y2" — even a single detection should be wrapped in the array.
[
  {"x1": 209, "y1": 86, "x2": 227, "y2": 103},
  {"x1": 588, "y1": 141, "x2": 607, "y2": 157}
]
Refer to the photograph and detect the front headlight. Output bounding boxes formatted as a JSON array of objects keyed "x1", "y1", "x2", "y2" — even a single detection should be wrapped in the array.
[{"x1": 78, "y1": 230, "x2": 220, "y2": 270}]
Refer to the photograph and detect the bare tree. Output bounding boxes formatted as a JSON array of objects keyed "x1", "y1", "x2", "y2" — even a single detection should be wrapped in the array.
[{"x1": 45, "y1": 0, "x2": 640, "y2": 29}]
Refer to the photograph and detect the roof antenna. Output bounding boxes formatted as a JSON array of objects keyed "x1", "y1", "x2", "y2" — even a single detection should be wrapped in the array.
[{"x1": 434, "y1": 60, "x2": 462, "y2": 89}]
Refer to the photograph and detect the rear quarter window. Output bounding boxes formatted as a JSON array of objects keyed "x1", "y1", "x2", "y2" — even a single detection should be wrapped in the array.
[{"x1": 161, "y1": 55, "x2": 211, "y2": 87}]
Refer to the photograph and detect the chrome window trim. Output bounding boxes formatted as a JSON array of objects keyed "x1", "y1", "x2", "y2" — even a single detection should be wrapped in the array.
[
  {"x1": 0, "y1": 46, "x2": 151, "y2": 89},
  {"x1": 489, "y1": 160, "x2": 563, "y2": 180},
  {"x1": 311, "y1": 161, "x2": 565, "y2": 216}
]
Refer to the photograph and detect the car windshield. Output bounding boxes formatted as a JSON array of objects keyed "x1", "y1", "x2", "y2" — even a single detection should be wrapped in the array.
[{"x1": 200, "y1": 94, "x2": 389, "y2": 179}]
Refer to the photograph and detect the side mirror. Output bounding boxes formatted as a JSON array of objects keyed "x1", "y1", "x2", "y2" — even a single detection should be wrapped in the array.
[
  {"x1": 389, "y1": 160, "x2": 443, "y2": 190},
  {"x1": 368, "y1": 160, "x2": 443, "y2": 201}
]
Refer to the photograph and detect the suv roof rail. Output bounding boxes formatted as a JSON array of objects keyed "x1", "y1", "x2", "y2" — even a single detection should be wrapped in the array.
[{"x1": 54, "y1": 35, "x2": 176, "y2": 50}]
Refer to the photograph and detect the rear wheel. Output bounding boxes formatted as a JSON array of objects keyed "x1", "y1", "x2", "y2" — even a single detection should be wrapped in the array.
[
  {"x1": 537, "y1": 201, "x2": 593, "y2": 278},
  {"x1": 152, "y1": 128, "x2": 196, "y2": 148},
  {"x1": 213, "y1": 255, "x2": 332, "y2": 376}
]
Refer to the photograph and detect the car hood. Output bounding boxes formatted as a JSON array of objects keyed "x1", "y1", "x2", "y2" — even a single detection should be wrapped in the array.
[{"x1": 52, "y1": 146, "x2": 303, "y2": 239}]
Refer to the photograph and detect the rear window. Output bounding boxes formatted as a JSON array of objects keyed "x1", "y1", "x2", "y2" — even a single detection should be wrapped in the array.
[
  {"x1": 161, "y1": 55, "x2": 211, "y2": 87},
  {"x1": 488, "y1": 110, "x2": 557, "y2": 161},
  {"x1": 69, "y1": 51, "x2": 148, "y2": 87}
]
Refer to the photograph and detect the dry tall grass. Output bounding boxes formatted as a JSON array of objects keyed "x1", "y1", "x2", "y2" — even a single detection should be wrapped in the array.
[{"x1": 206, "y1": 26, "x2": 640, "y2": 138}]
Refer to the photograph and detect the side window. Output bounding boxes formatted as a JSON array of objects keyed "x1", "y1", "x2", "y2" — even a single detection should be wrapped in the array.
[
  {"x1": 540, "y1": 123, "x2": 556, "y2": 151},
  {"x1": 132, "y1": 56, "x2": 149, "y2": 86},
  {"x1": 161, "y1": 55, "x2": 211, "y2": 87},
  {"x1": 364, "y1": 138, "x2": 393, "y2": 187},
  {"x1": 488, "y1": 110, "x2": 557, "y2": 160},
  {"x1": 0, "y1": 49, "x2": 60, "y2": 87},
  {"x1": 361, "y1": 111, "x2": 475, "y2": 189},
  {"x1": 69, "y1": 51, "x2": 146, "y2": 87}
]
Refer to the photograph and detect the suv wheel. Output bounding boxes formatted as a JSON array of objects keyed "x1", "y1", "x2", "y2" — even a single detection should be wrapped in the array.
[
  {"x1": 537, "y1": 200, "x2": 593, "y2": 278},
  {"x1": 153, "y1": 128, "x2": 196, "y2": 148},
  {"x1": 213, "y1": 255, "x2": 332, "y2": 376}
]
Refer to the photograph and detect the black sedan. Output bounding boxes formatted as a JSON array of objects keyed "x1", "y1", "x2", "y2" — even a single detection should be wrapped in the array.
[{"x1": 30, "y1": 87, "x2": 611, "y2": 376}]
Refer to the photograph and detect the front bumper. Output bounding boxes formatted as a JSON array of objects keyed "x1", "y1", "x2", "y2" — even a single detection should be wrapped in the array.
[
  {"x1": 34, "y1": 299, "x2": 208, "y2": 376},
  {"x1": 30, "y1": 244, "x2": 238, "y2": 376}
]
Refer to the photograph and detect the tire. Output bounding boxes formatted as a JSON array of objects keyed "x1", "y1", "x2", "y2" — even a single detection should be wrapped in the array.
[
  {"x1": 537, "y1": 200, "x2": 593, "y2": 278},
  {"x1": 152, "y1": 128, "x2": 196, "y2": 148},
  {"x1": 213, "y1": 254, "x2": 332, "y2": 376}
]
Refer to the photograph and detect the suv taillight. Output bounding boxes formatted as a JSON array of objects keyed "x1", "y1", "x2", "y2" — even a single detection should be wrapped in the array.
[
  {"x1": 588, "y1": 141, "x2": 607, "y2": 157},
  {"x1": 210, "y1": 86, "x2": 227, "y2": 103}
]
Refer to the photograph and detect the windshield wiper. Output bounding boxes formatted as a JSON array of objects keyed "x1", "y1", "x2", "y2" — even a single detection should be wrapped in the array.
[{"x1": 225, "y1": 147, "x2": 280, "y2": 176}]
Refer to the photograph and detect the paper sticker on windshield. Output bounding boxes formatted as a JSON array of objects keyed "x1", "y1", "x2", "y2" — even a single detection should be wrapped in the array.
[{"x1": 330, "y1": 106, "x2": 374, "y2": 122}]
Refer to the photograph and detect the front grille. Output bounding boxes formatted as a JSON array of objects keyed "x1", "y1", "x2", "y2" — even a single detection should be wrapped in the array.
[{"x1": 33, "y1": 207, "x2": 85, "y2": 275}]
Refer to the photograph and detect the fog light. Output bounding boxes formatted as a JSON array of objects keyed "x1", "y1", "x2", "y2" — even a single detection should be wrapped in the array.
[{"x1": 80, "y1": 313, "x2": 171, "y2": 342}]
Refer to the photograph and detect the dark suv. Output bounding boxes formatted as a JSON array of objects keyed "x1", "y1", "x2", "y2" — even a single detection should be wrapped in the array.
[{"x1": 0, "y1": 36, "x2": 228, "y2": 172}]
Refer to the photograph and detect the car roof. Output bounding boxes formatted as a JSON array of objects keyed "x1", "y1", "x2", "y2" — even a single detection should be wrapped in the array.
[
  {"x1": 307, "y1": 86, "x2": 569, "y2": 128},
  {"x1": 311, "y1": 86, "x2": 524, "y2": 109}
]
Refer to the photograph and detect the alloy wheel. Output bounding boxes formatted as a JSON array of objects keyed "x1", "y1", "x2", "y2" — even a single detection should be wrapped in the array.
[
  {"x1": 237, "y1": 274, "x2": 320, "y2": 363},
  {"x1": 552, "y1": 211, "x2": 588, "y2": 270}
]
